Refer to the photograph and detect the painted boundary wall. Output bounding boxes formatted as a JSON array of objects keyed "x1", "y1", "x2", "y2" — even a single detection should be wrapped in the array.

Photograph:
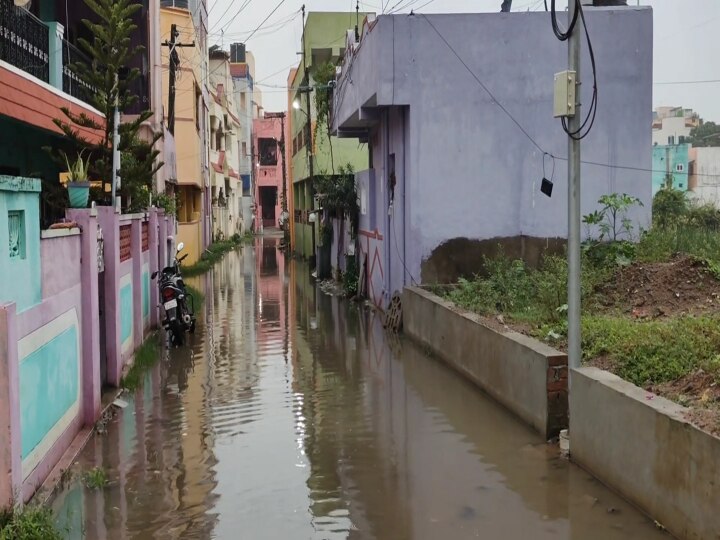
[
  {"x1": 570, "y1": 367, "x2": 720, "y2": 540},
  {"x1": 356, "y1": 169, "x2": 385, "y2": 309},
  {"x1": 0, "y1": 183, "x2": 173, "y2": 507},
  {"x1": 0, "y1": 177, "x2": 92, "y2": 506},
  {"x1": 402, "y1": 287, "x2": 568, "y2": 439}
]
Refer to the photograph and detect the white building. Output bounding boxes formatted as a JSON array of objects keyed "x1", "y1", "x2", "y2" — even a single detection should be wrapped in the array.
[
  {"x1": 230, "y1": 44, "x2": 262, "y2": 233},
  {"x1": 209, "y1": 46, "x2": 242, "y2": 239},
  {"x1": 652, "y1": 106, "x2": 701, "y2": 146},
  {"x1": 689, "y1": 147, "x2": 720, "y2": 207}
]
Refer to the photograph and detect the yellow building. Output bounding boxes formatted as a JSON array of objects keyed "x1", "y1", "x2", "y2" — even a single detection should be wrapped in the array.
[{"x1": 160, "y1": 4, "x2": 208, "y2": 265}]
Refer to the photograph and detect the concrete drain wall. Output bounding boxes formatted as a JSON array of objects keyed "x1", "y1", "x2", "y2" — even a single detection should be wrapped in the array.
[
  {"x1": 571, "y1": 367, "x2": 720, "y2": 540},
  {"x1": 402, "y1": 287, "x2": 568, "y2": 439}
]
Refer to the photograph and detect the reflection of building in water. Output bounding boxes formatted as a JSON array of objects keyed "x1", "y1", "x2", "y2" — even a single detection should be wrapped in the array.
[
  {"x1": 255, "y1": 237, "x2": 286, "y2": 352},
  {"x1": 288, "y1": 261, "x2": 413, "y2": 537}
]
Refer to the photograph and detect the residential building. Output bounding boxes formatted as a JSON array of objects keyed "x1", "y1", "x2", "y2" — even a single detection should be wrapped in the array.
[
  {"x1": 689, "y1": 147, "x2": 720, "y2": 206},
  {"x1": 253, "y1": 112, "x2": 287, "y2": 231},
  {"x1": 652, "y1": 106, "x2": 701, "y2": 146},
  {"x1": 0, "y1": 0, "x2": 105, "y2": 226},
  {"x1": 652, "y1": 144, "x2": 690, "y2": 196},
  {"x1": 230, "y1": 43, "x2": 261, "y2": 233},
  {"x1": 332, "y1": 9, "x2": 653, "y2": 309},
  {"x1": 160, "y1": 0, "x2": 210, "y2": 265},
  {"x1": 209, "y1": 46, "x2": 242, "y2": 239},
  {"x1": 288, "y1": 11, "x2": 372, "y2": 261}
]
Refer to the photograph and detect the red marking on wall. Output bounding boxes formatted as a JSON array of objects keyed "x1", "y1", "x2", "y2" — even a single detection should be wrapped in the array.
[
  {"x1": 359, "y1": 229, "x2": 384, "y2": 240},
  {"x1": 141, "y1": 222, "x2": 149, "y2": 252},
  {"x1": 120, "y1": 225, "x2": 132, "y2": 262}
]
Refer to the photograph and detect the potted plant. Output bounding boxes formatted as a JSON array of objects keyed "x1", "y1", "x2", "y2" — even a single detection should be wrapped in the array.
[{"x1": 63, "y1": 151, "x2": 91, "y2": 208}]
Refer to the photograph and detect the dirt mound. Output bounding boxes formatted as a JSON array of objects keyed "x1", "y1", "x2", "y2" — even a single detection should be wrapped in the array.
[
  {"x1": 651, "y1": 370, "x2": 720, "y2": 436},
  {"x1": 596, "y1": 255, "x2": 720, "y2": 318}
]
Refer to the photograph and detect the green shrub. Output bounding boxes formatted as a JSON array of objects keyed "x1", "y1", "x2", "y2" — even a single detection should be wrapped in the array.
[
  {"x1": 652, "y1": 187, "x2": 688, "y2": 228},
  {"x1": 0, "y1": 507, "x2": 64, "y2": 540},
  {"x1": 343, "y1": 256, "x2": 359, "y2": 297}
]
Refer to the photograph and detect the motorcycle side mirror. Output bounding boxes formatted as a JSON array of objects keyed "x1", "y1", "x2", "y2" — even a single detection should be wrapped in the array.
[
  {"x1": 151, "y1": 271, "x2": 158, "y2": 279},
  {"x1": 176, "y1": 242, "x2": 185, "y2": 253}
]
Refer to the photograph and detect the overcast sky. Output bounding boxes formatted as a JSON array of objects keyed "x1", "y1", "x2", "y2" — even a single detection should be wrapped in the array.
[{"x1": 206, "y1": 0, "x2": 720, "y2": 121}]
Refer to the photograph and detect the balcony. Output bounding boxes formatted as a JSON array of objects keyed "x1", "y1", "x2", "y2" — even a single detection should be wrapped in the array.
[{"x1": 0, "y1": 0, "x2": 95, "y2": 105}]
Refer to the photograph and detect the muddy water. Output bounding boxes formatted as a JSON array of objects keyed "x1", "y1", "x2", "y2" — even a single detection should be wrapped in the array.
[{"x1": 53, "y1": 237, "x2": 670, "y2": 539}]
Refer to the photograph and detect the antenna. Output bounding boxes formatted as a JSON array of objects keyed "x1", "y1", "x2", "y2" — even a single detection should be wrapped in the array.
[{"x1": 355, "y1": 1, "x2": 360, "y2": 42}]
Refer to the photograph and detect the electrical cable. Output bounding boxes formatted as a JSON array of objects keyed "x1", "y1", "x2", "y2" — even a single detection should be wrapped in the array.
[
  {"x1": 244, "y1": 0, "x2": 290, "y2": 43},
  {"x1": 558, "y1": 0, "x2": 598, "y2": 140},
  {"x1": 210, "y1": 0, "x2": 252, "y2": 33},
  {"x1": 420, "y1": 14, "x2": 544, "y2": 153},
  {"x1": 550, "y1": 0, "x2": 578, "y2": 41}
]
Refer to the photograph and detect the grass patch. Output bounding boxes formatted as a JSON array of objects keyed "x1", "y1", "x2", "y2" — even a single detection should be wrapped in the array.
[
  {"x1": 581, "y1": 316, "x2": 720, "y2": 387},
  {"x1": 637, "y1": 225, "x2": 720, "y2": 264},
  {"x1": 121, "y1": 333, "x2": 160, "y2": 391},
  {"x1": 182, "y1": 236, "x2": 249, "y2": 277},
  {"x1": 444, "y1": 228, "x2": 720, "y2": 393},
  {"x1": 0, "y1": 507, "x2": 64, "y2": 540},
  {"x1": 82, "y1": 467, "x2": 108, "y2": 489}
]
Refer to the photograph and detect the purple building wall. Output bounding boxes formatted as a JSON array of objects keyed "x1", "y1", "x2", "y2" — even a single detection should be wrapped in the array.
[{"x1": 333, "y1": 9, "x2": 654, "y2": 308}]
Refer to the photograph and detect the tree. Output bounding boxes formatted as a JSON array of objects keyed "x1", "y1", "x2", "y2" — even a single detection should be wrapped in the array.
[
  {"x1": 49, "y1": 0, "x2": 161, "y2": 210},
  {"x1": 688, "y1": 121, "x2": 720, "y2": 148}
]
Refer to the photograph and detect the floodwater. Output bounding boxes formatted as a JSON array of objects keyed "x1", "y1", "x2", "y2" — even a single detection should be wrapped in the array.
[{"x1": 53, "y1": 236, "x2": 671, "y2": 539}]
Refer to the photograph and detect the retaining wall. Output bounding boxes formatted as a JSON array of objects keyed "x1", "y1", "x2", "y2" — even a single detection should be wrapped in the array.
[
  {"x1": 570, "y1": 367, "x2": 720, "y2": 540},
  {"x1": 402, "y1": 287, "x2": 567, "y2": 438}
]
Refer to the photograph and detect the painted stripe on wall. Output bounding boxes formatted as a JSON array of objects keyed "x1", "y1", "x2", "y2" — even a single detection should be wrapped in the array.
[
  {"x1": 120, "y1": 273, "x2": 133, "y2": 353},
  {"x1": 18, "y1": 308, "x2": 81, "y2": 478}
]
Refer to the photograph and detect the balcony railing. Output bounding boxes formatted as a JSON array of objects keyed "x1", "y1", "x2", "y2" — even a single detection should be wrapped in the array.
[
  {"x1": 0, "y1": 0, "x2": 49, "y2": 83},
  {"x1": 62, "y1": 40, "x2": 96, "y2": 104}
]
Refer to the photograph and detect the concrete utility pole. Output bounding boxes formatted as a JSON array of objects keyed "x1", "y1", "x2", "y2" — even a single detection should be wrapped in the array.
[
  {"x1": 567, "y1": 0, "x2": 582, "y2": 372},
  {"x1": 111, "y1": 102, "x2": 120, "y2": 210},
  {"x1": 301, "y1": 4, "x2": 316, "y2": 265},
  {"x1": 164, "y1": 24, "x2": 195, "y2": 135},
  {"x1": 279, "y1": 113, "x2": 287, "y2": 212}
]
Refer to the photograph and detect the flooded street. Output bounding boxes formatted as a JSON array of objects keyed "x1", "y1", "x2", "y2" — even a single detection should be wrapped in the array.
[{"x1": 53, "y1": 237, "x2": 669, "y2": 539}]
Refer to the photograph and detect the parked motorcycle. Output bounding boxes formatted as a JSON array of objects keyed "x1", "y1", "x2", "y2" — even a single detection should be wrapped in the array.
[{"x1": 152, "y1": 242, "x2": 196, "y2": 346}]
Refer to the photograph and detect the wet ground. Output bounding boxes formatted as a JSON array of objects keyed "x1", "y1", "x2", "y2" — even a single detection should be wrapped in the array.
[{"x1": 53, "y1": 237, "x2": 671, "y2": 539}]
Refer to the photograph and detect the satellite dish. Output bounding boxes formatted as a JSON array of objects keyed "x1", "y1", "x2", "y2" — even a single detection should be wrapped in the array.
[{"x1": 14, "y1": 0, "x2": 31, "y2": 7}]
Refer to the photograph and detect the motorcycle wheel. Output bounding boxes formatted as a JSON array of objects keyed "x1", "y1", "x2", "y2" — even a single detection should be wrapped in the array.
[{"x1": 170, "y1": 321, "x2": 185, "y2": 346}]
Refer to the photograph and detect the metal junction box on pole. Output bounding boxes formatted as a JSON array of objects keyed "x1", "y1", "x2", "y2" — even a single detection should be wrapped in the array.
[{"x1": 553, "y1": 70, "x2": 577, "y2": 118}]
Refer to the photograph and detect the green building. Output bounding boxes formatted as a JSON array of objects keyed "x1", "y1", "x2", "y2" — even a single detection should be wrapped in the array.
[{"x1": 289, "y1": 11, "x2": 372, "y2": 261}]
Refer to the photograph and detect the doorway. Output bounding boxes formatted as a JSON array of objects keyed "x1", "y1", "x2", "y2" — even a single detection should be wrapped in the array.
[{"x1": 260, "y1": 186, "x2": 278, "y2": 228}]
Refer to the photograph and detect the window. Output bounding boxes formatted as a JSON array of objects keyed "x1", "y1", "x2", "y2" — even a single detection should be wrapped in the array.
[
  {"x1": 259, "y1": 138, "x2": 278, "y2": 166},
  {"x1": 8, "y1": 210, "x2": 26, "y2": 259},
  {"x1": 242, "y1": 142, "x2": 247, "y2": 157},
  {"x1": 195, "y1": 86, "x2": 201, "y2": 132},
  {"x1": 676, "y1": 163, "x2": 685, "y2": 173},
  {"x1": 668, "y1": 135, "x2": 675, "y2": 145},
  {"x1": 241, "y1": 93, "x2": 246, "y2": 111},
  {"x1": 216, "y1": 129, "x2": 223, "y2": 151}
]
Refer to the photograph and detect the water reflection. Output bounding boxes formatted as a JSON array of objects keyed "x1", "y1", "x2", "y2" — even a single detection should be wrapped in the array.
[{"x1": 53, "y1": 238, "x2": 669, "y2": 539}]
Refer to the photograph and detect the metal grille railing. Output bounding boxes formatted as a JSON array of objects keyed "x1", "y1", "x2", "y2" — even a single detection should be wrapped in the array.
[
  {"x1": 62, "y1": 39, "x2": 96, "y2": 104},
  {"x1": 0, "y1": 0, "x2": 49, "y2": 83}
]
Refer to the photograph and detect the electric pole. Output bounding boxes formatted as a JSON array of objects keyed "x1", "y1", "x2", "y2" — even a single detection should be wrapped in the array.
[
  {"x1": 567, "y1": 0, "x2": 582, "y2": 373},
  {"x1": 301, "y1": 4, "x2": 316, "y2": 265},
  {"x1": 111, "y1": 100, "x2": 120, "y2": 210},
  {"x1": 163, "y1": 24, "x2": 194, "y2": 135},
  {"x1": 279, "y1": 113, "x2": 287, "y2": 213}
]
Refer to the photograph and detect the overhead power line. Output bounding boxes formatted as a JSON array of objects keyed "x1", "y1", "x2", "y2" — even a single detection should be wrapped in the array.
[
  {"x1": 654, "y1": 79, "x2": 720, "y2": 86},
  {"x1": 417, "y1": 14, "x2": 717, "y2": 179}
]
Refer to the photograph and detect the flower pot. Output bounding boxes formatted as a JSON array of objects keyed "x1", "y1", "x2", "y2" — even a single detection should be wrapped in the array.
[{"x1": 68, "y1": 181, "x2": 90, "y2": 208}]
